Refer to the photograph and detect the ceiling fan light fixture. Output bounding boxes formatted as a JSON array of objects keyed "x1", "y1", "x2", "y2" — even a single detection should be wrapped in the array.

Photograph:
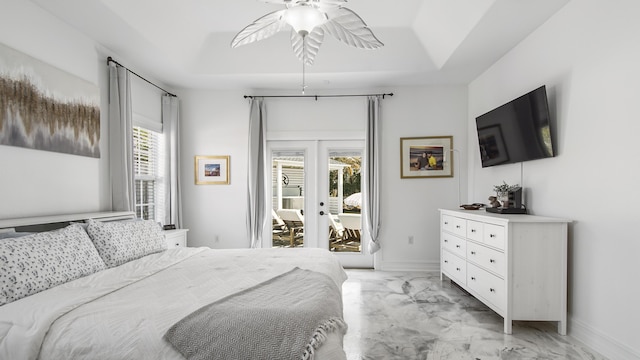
[
  {"x1": 231, "y1": 0, "x2": 383, "y2": 93},
  {"x1": 284, "y1": 5, "x2": 327, "y2": 36}
]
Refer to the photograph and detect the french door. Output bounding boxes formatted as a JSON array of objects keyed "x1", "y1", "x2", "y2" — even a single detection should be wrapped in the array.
[{"x1": 267, "y1": 140, "x2": 373, "y2": 268}]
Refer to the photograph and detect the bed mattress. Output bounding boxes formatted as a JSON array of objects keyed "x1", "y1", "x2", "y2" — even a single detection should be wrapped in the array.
[{"x1": 0, "y1": 247, "x2": 348, "y2": 360}]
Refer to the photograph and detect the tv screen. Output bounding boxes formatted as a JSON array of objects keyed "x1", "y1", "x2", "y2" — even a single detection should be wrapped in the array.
[{"x1": 475, "y1": 85, "x2": 554, "y2": 168}]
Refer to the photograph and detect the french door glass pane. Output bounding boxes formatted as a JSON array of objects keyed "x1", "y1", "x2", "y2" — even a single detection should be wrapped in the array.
[
  {"x1": 271, "y1": 151, "x2": 305, "y2": 248},
  {"x1": 327, "y1": 151, "x2": 362, "y2": 253}
]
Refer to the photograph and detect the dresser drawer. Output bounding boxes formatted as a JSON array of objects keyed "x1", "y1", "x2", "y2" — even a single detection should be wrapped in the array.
[
  {"x1": 483, "y1": 223, "x2": 505, "y2": 250},
  {"x1": 466, "y1": 241, "x2": 505, "y2": 277},
  {"x1": 441, "y1": 215, "x2": 455, "y2": 233},
  {"x1": 442, "y1": 215, "x2": 466, "y2": 237},
  {"x1": 466, "y1": 220, "x2": 483, "y2": 242},
  {"x1": 467, "y1": 263, "x2": 506, "y2": 312},
  {"x1": 442, "y1": 233, "x2": 466, "y2": 258},
  {"x1": 442, "y1": 250, "x2": 466, "y2": 285}
]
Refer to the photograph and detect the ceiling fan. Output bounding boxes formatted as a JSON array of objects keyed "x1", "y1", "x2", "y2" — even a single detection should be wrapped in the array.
[{"x1": 231, "y1": 0, "x2": 384, "y2": 66}]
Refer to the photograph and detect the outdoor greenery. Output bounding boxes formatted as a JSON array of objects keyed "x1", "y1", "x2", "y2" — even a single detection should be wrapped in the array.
[{"x1": 329, "y1": 157, "x2": 361, "y2": 197}]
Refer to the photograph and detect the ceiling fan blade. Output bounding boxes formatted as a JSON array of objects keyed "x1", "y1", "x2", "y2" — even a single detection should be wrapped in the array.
[
  {"x1": 259, "y1": 0, "x2": 346, "y2": 6},
  {"x1": 259, "y1": 0, "x2": 291, "y2": 4},
  {"x1": 231, "y1": 9, "x2": 289, "y2": 48},
  {"x1": 312, "y1": 0, "x2": 347, "y2": 8},
  {"x1": 290, "y1": 28, "x2": 325, "y2": 65},
  {"x1": 322, "y1": 7, "x2": 383, "y2": 49}
]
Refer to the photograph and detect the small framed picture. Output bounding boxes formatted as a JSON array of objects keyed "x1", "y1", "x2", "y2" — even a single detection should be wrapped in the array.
[
  {"x1": 195, "y1": 155, "x2": 230, "y2": 185},
  {"x1": 400, "y1": 136, "x2": 453, "y2": 178}
]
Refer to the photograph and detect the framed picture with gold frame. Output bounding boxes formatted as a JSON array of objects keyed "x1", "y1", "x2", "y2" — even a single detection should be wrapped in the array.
[
  {"x1": 400, "y1": 136, "x2": 453, "y2": 178},
  {"x1": 194, "y1": 155, "x2": 230, "y2": 185}
]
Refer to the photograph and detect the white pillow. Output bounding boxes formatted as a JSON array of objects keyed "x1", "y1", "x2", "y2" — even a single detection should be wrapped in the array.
[
  {"x1": 86, "y1": 219, "x2": 167, "y2": 268},
  {"x1": 0, "y1": 224, "x2": 106, "y2": 306},
  {"x1": 0, "y1": 231, "x2": 32, "y2": 239}
]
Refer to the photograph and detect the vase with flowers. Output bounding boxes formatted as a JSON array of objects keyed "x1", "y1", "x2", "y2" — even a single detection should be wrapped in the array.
[{"x1": 493, "y1": 181, "x2": 520, "y2": 208}]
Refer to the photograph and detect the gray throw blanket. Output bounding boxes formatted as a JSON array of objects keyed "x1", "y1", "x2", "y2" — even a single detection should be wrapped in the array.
[{"x1": 164, "y1": 267, "x2": 347, "y2": 360}]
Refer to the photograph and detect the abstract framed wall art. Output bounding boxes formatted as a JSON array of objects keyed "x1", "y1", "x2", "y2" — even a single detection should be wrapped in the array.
[
  {"x1": 195, "y1": 155, "x2": 230, "y2": 185},
  {"x1": 0, "y1": 43, "x2": 100, "y2": 158},
  {"x1": 400, "y1": 136, "x2": 453, "y2": 178}
]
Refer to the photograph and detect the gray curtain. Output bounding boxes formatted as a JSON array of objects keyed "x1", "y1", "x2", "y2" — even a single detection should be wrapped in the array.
[
  {"x1": 162, "y1": 95, "x2": 183, "y2": 228},
  {"x1": 247, "y1": 98, "x2": 268, "y2": 248},
  {"x1": 364, "y1": 95, "x2": 382, "y2": 253},
  {"x1": 108, "y1": 62, "x2": 134, "y2": 212}
]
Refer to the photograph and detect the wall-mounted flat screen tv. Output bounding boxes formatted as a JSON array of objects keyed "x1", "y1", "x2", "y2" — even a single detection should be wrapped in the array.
[{"x1": 475, "y1": 85, "x2": 554, "y2": 168}]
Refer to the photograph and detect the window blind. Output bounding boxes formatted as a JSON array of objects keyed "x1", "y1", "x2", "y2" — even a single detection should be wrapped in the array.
[{"x1": 133, "y1": 126, "x2": 165, "y2": 222}]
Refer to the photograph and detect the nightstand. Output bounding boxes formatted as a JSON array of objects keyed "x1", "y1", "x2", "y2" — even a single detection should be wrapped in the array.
[{"x1": 164, "y1": 229, "x2": 189, "y2": 248}]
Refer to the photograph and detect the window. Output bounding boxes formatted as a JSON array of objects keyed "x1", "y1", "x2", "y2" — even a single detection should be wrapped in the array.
[{"x1": 133, "y1": 126, "x2": 165, "y2": 222}]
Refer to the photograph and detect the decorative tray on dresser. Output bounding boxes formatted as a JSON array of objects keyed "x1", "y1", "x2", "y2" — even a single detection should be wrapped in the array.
[{"x1": 439, "y1": 208, "x2": 571, "y2": 335}]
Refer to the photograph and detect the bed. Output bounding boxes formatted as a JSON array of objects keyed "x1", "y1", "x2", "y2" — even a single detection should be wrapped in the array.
[{"x1": 0, "y1": 212, "x2": 348, "y2": 360}]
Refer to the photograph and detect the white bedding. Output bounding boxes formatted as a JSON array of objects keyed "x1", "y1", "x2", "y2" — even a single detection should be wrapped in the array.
[{"x1": 0, "y1": 247, "x2": 348, "y2": 360}]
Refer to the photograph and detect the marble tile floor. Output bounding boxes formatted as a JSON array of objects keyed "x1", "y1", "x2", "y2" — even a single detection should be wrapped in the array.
[{"x1": 341, "y1": 269, "x2": 607, "y2": 360}]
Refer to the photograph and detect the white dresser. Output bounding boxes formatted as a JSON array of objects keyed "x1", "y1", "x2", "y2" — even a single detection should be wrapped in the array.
[
  {"x1": 164, "y1": 229, "x2": 189, "y2": 248},
  {"x1": 439, "y1": 209, "x2": 570, "y2": 335}
]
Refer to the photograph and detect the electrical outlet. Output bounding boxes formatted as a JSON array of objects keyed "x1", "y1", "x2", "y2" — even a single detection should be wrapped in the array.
[{"x1": 408, "y1": 235, "x2": 414, "y2": 244}]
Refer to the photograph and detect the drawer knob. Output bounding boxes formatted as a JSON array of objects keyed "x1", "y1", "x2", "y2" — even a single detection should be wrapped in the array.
[
  {"x1": 470, "y1": 251, "x2": 476, "y2": 255},
  {"x1": 444, "y1": 260, "x2": 448, "y2": 263},
  {"x1": 456, "y1": 225, "x2": 461, "y2": 229},
  {"x1": 456, "y1": 245, "x2": 460, "y2": 248},
  {"x1": 444, "y1": 221, "x2": 449, "y2": 225},
  {"x1": 444, "y1": 239, "x2": 448, "y2": 243},
  {"x1": 471, "y1": 277, "x2": 476, "y2": 281},
  {"x1": 490, "y1": 259, "x2": 495, "y2": 263},
  {"x1": 490, "y1": 288, "x2": 496, "y2": 292},
  {"x1": 471, "y1": 229, "x2": 476, "y2": 233},
  {"x1": 490, "y1": 234, "x2": 496, "y2": 238},
  {"x1": 456, "y1": 267, "x2": 461, "y2": 271}
]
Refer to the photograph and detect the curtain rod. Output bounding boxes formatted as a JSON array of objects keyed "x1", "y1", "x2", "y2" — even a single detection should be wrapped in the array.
[
  {"x1": 244, "y1": 93, "x2": 393, "y2": 100},
  {"x1": 107, "y1": 56, "x2": 177, "y2": 97}
]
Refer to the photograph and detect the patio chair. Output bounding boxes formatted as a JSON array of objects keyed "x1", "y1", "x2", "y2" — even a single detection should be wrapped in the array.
[
  {"x1": 338, "y1": 213, "x2": 361, "y2": 242},
  {"x1": 329, "y1": 215, "x2": 359, "y2": 252},
  {"x1": 272, "y1": 209, "x2": 288, "y2": 246},
  {"x1": 328, "y1": 215, "x2": 345, "y2": 251},
  {"x1": 329, "y1": 215, "x2": 344, "y2": 241},
  {"x1": 337, "y1": 213, "x2": 362, "y2": 251},
  {"x1": 276, "y1": 209, "x2": 305, "y2": 247}
]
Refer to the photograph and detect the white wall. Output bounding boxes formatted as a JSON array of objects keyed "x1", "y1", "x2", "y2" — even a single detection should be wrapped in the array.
[
  {"x1": 179, "y1": 86, "x2": 468, "y2": 272},
  {"x1": 0, "y1": 0, "x2": 110, "y2": 218},
  {"x1": 179, "y1": 89, "x2": 251, "y2": 248},
  {"x1": 378, "y1": 87, "x2": 468, "y2": 270},
  {"x1": 467, "y1": 1, "x2": 640, "y2": 358},
  {"x1": 266, "y1": 96, "x2": 366, "y2": 134}
]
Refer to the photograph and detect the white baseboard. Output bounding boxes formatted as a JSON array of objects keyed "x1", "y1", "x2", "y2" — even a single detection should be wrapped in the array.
[
  {"x1": 569, "y1": 316, "x2": 640, "y2": 360},
  {"x1": 377, "y1": 260, "x2": 440, "y2": 272}
]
